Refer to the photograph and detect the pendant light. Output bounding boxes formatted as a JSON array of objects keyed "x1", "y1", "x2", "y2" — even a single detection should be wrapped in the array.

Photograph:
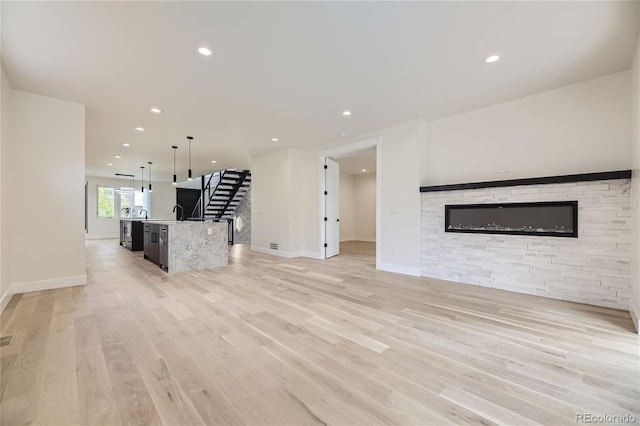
[
  {"x1": 140, "y1": 166, "x2": 145, "y2": 192},
  {"x1": 187, "y1": 136, "x2": 193, "y2": 180},
  {"x1": 172, "y1": 145, "x2": 178, "y2": 185},
  {"x1": 147, "y1": 161, "x2": 153, "y2": 192}
]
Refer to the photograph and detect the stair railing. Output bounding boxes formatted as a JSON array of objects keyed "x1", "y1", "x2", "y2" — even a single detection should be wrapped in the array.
[
  {"x1": 190, "y1": 171, "x2": 221, "y2": 220},
  {"x1": 215, "y1": 170, "x2": 250, "y2": 219}
]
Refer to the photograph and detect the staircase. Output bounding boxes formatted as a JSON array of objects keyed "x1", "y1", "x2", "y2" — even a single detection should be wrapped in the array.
[{"x1": 193, "y1": 169, "x2": 251, "y2": 221}]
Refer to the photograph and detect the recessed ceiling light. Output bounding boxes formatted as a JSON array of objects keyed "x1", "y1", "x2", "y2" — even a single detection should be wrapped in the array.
[
  {"x1": 107, "y1": 163, "x2": 113, "y2": 166},
  {"x1": 150, "y1": 107, "x2": 163, "y2": 114},
  {"x1": 122, "y1": 143, "x2": 131, "y2": 147},
  {"x1": 339, "y1": 132, "x2": 347, "y2": 137},
  {"x1": 211, "y1": 160, "x2": 217, "y2": 164},
  {"x1": 135, "y1": 127, "x2": 145, "y2": 132},
  {"x1": 114, "y1": 155, "x2": 121, "y2": 159},
  {"x1": 272, "y1": 138, "x2": 279, "y2": 142},
  {"x1": 362, "y1": 169, "x2": 367, "y2": 172},
  {"x1": 198, "y1": 47, "x2": 212, "y2": 56},
  {"x1": 342, "y1": 110, "x2": 352, "y2": 116},
  {"x1": 484, "y1": 54, "x2": 500, "y2": 64}
]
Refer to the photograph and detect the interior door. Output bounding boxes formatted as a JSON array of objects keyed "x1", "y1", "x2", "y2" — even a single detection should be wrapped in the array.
[{"x1": 324, "y1": 158, "x2": 340, "y2": 258}]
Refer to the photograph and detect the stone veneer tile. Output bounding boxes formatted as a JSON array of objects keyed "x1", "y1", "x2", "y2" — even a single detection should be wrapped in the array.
[{"x1": 421, "y1": 179, "x2": 631, "y2": 310}]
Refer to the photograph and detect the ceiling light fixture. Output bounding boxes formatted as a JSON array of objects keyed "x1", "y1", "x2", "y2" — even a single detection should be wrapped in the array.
[
  {"x1": 186, "y1": 136, "x2": 194, "y2": 180},
  {"x1": 484, "y1": 54, "x2": 500, "y2": 64},
  {"x1": 198, "y1": 47, "x2": 212, "y2": 56},
  {"x1": 147, "y1": 161, "x2": 153, "y2": 192},
  {"x1": 114, "y1": 155, "x2": 121, "y2": 159},
  {"x1": 150, "y1": 107, "x2": 163, "y2": 114},
  {"x1": 140, "y1": 166, "x2": 145, "y2": 193},
  {"x1": 211, "y1": 160, "x2": 217, "y2": 164},
  {"x1": 342, "y1": 110, "x2": 352, "y2": 116},
  {"x1": 362, "y1": 169, "x2": 367, "y2": 172},
  {"x1": 107, "y1": 163, "x2": 113, "y2": 166},
  {"x1": 115, "y1": 173, "x2": 134, "y2": 194},
  {"x1": 272, "y1": 137, "x2": 279, "y2": 142},
  {"x1": 172, "y1": 145, "x2": 178, "y2": 185},
  {"x1": 136, "y1": 127, "x2": 145, "y2": 132},
  {"x1": 123, "y1": 143, "x2": 131, "y2": 147}
]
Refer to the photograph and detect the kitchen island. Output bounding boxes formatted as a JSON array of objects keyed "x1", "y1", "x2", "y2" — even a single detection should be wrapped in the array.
[
  {"x1": 120, "y1": 219, "x2": 144, "y2": 251},
  {"x1": 143, "y1": 220, "x2": 228, "y2": 273}
]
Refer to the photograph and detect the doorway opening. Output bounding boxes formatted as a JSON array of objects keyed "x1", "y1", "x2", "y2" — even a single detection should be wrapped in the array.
[{"x1": 319, "y1": 137, "x2": 381, "y2": 268}]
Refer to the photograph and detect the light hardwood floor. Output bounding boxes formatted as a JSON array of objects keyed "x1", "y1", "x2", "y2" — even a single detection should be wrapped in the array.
[{"x1": 1, "y1": 240, "x2": 638, "y2": 425}]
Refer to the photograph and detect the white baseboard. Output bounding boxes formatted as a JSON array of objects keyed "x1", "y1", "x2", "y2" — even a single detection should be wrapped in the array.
[
  {"x1": 629, "y1": 299, "x2": 639, "y2": 335},
  {"x1": 302, "y1": 251, "x2": 322, "y2": 259},
  {"x1": 378, "y1": 262, "x2": 421, "y2": 277},
  {"x1": 250, "y1": 246, "x2": 301, "y2": 259},
  {"x1": 352, "y1": 237, "x2": 376, "y2": 243},
  {"x1": 0, "y1": 288, "x2": 15, "y2": 312},
  {"x1": 0, "y1": 274, "x2": 87, "y2": 312},
  {"x1": 12, "y1": 274, "x2": 87, "y2": 294},
  {"x1": 85, "y1": 235, "x2": 118, "y2": 240}
]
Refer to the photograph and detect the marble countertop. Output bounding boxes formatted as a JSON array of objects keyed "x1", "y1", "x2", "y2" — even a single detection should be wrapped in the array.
[{"x1": 141, "y1": 220, "x2": 220, "y2": 225}]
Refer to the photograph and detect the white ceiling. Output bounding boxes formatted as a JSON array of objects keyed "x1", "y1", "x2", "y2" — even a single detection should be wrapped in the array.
[
  {"x1": 2, "y1": 2, "x2": 638, "y2": 182},
  {"x1": 334, "y1": 147, "x2": 377, "y2": 175}
]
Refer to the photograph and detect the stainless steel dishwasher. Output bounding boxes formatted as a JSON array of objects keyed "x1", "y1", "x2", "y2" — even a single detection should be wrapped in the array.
[{"x1": 159, "y1": 226, "x2": 168, "y2": 271}]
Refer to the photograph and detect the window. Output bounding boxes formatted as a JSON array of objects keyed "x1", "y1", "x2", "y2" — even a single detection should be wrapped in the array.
[
  {"x1": 97, "y1": 186, "x2": 115, "y2": 218},
  {"x1": 119, "y1": 189, "x2": 149, "y2": 218}
]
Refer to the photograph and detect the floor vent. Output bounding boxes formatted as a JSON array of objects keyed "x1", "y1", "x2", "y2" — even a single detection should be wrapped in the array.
[
  {"x1": 270, "y1": 243, "x2": 278, "y2": 250},
  {"x1": 0, "y1": 335, "x2": 14, "y2": 347}
]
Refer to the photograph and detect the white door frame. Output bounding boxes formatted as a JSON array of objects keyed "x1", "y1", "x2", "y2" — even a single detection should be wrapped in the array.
[{"x1": 318, "y1": 136, "x2": 382, "y2": 268}]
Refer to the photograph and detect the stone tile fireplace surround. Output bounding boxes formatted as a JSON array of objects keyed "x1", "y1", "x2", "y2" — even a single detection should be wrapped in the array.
[{"x1": 420, "y1": 171, "x2": 631, "y2": 310}]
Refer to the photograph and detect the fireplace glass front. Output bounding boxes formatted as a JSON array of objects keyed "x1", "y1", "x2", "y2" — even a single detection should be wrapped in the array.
[{"x1": 444, "y1": 201, "x2": 578, "y2": 237}]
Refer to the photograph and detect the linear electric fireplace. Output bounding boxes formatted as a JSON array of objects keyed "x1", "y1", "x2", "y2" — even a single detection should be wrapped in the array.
[{"x1": 445, "y1": 201, "x2": 578, "y2": 237}]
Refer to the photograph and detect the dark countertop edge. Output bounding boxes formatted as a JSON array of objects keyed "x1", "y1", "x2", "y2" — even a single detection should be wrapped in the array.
[{"x1": 420, "y1": 170, "x2": 632, "y2": 193}]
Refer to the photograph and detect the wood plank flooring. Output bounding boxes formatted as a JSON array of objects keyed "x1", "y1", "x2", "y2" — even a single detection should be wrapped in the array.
[{"x1": 1, "y1": 240, "x2": 638, "y2": 425}]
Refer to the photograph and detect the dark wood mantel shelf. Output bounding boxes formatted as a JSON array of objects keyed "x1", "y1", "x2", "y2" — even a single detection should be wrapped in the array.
[{"x1": 419, "y1": 170, "x2": 632, "y2": 193}]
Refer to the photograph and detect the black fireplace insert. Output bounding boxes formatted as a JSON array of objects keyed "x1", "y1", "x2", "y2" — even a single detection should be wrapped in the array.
[{"x1": 444, "y1": 201, "x2": 578, "y2": 237}]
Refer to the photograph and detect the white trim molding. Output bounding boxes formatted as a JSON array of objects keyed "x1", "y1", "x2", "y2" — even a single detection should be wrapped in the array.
[
  {"x1": 629, "y1": 300, "x2": 640, "y2": 334},
  {"x1": 301, "y1": 251, "x2": 322, "y2": 260},
  {"x1": 378, "y1": 262, "x2": 422, "y2": 277},
  {"x1": 1, "y1": 274, "x2": 87, "y2": 312},
  {"x1": 250, "y1": 246, "x2": 302, "y2": 259},
  {"x1": 0, "y1": 288, "x2": 15, "y2": 312},
  {"x1": 318, "y1": 136, "x2": 382, "y2": 264},
  {"x1": 12, "y1": 274, "x2": 87, "y2": 295}
]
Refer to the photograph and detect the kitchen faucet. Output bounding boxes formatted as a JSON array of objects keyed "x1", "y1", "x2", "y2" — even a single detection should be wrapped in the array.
[
  {"x1": 172, "y1": 204, "x2": 184, "y2": 221},
  {"x1": 139, "y1": 209, "x2": 148, "y2": 220}
]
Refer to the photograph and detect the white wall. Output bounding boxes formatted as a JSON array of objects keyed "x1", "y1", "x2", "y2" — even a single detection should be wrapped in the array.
[
  {"x1": 85, "y1": 175, "x2": 120, "y2": 239},
  {"x1": 3, "y1": 90, "x2": 85, "y2": 301},
  {"x1": 377, "y1": 121, "x2": 424, "y2": 275},
  {"x1": 630, "y1": 20, "x2": 640, "y2": 333},
  {"x1": 425, "y1": 72, "x2": 631, "y2": 185},
  {"x1": 251, "y1": 149, "x2": 292, "y2": 255},
  {"x1": 339, "y1": 173, "x2": 355, "y2": 241},
  {"x1": 0, "y1": 65, "x2": 9, "y2": 308},
  {"x1": 149, "y1": 181, "x2": 176, "y2": 221},
  {"x1": 251, "y1": 148, "x2": 320, "y2": 258},
  {"x1": 354, "y1": 173, "x2": 376, "y2": 242},
  {"x1": 85, "y1": 176, "x2": 176, "y2": 240}
]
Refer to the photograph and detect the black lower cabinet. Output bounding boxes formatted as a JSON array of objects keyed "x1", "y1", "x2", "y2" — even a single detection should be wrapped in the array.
[
  {"x1": 144, "y1": 223, "x2": 160, "y2": 265},
  {"x1": 121, "y1": 220, "x2": 144, "y2": 251}
]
